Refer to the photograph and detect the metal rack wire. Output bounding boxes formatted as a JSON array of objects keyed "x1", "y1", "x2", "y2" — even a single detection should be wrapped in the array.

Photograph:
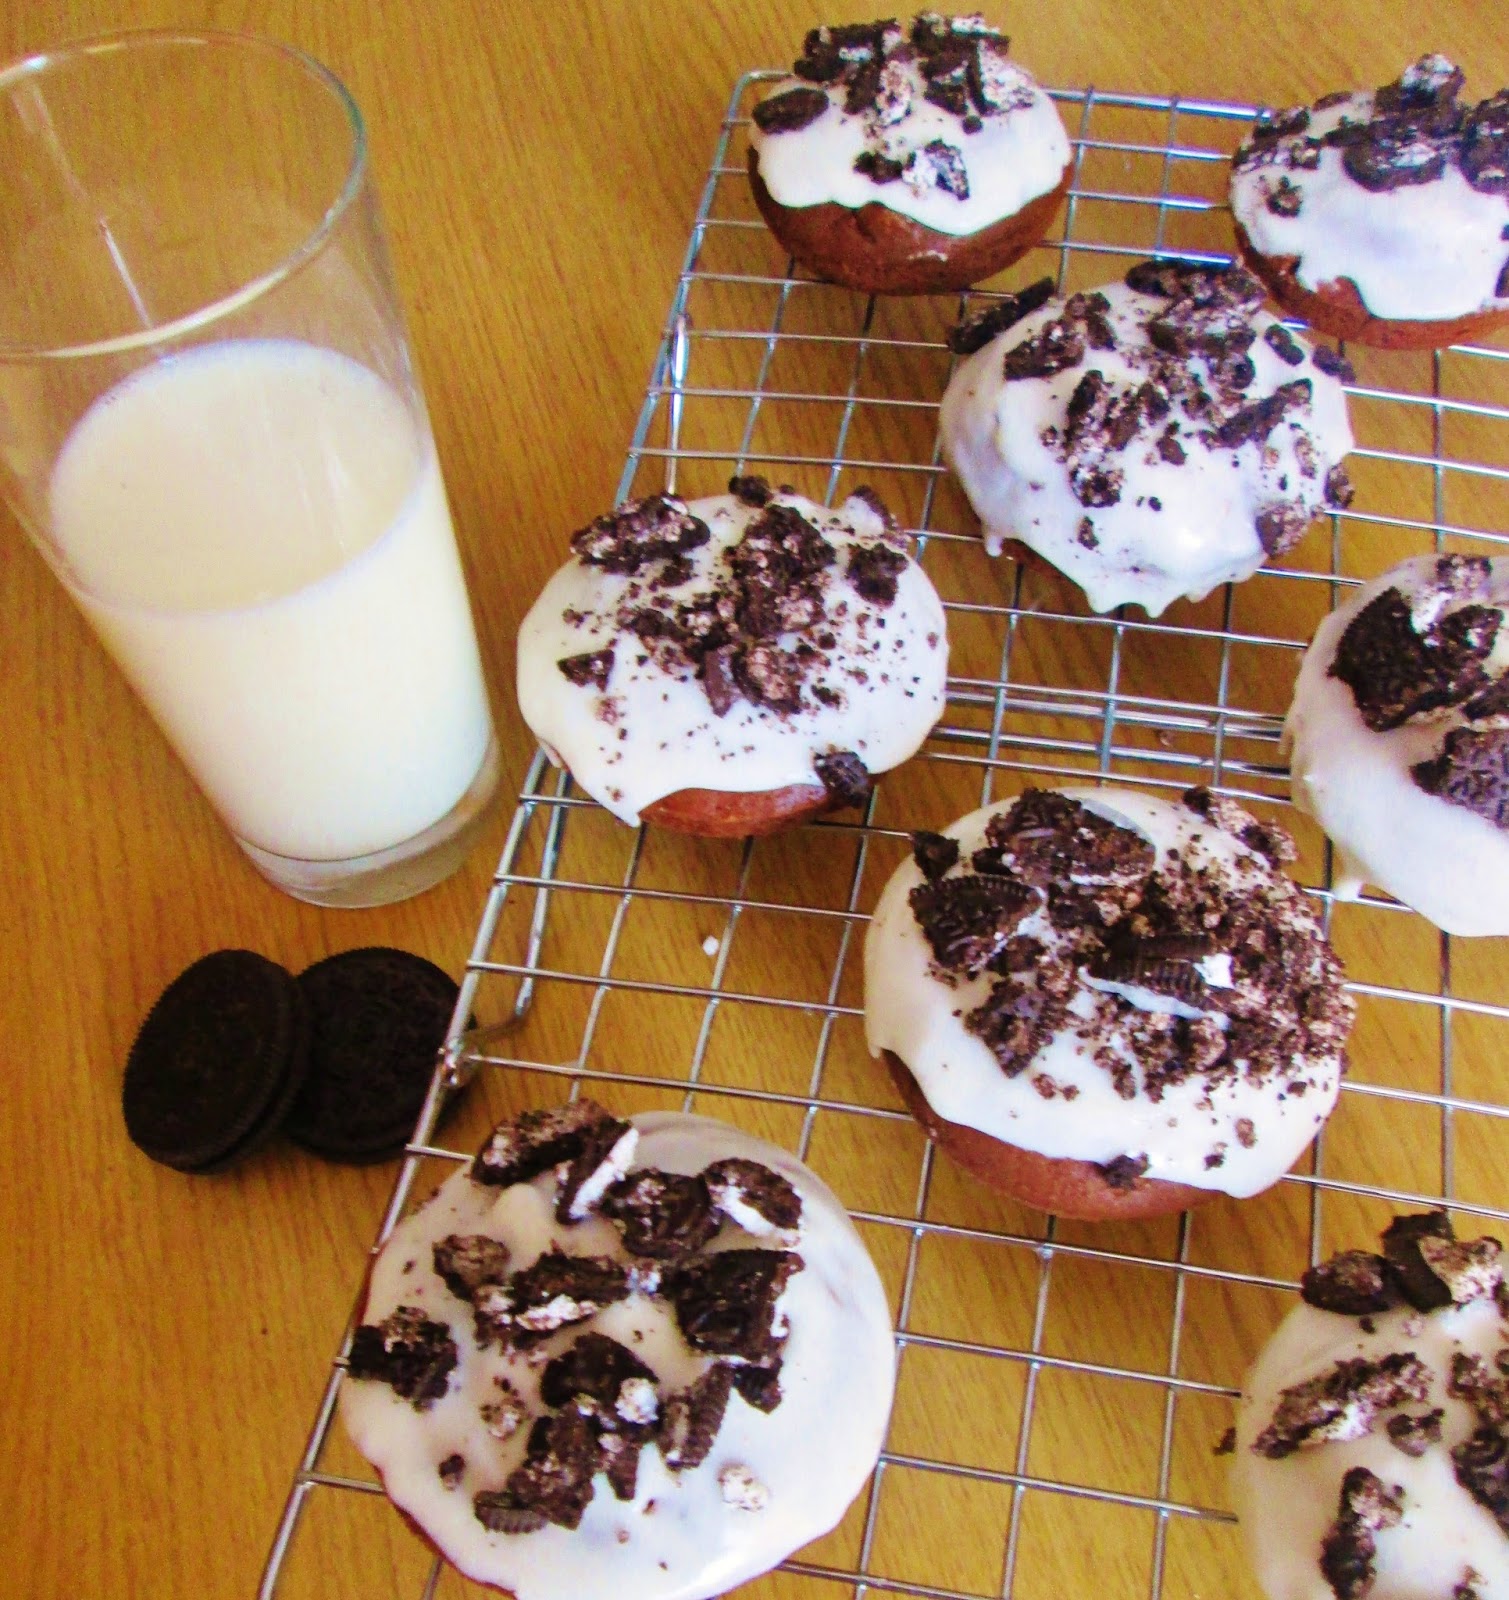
[{"x1": 261, "y1": 73, "x2": 1509, "y2": 1600}]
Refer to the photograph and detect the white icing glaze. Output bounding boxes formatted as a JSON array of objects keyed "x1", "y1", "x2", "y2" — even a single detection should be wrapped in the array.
[
  {"x1": 938, "y1": 278, "x2": 1355, "y2": 616},
  {"x1": 1285, "y1": 555, "x2": 1509, "y2": 937},
  {"x1": 339, "y1": 1112, "x2": 895, "y2": 1600},
  {"x1": 749, "y1": 57, "x2": 1069, "y2": 236},
  {"x1": 862, "y1": 786, "x2": 1344, "y2": 1198},
  {"x1": 516, "y1": 490, "x2": 948, "y2": 826},
  {"x1": 1231, "y1": 86, "x2": 1509, "y2": 324},
  {"x1": 1233, "y1": 1292, "x2": 1509, "y2": 1600}
]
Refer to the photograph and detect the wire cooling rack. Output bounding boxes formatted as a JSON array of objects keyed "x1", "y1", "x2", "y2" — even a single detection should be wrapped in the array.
[{"x1": 261, "y1": 73, "x2": 1509, "y2": 1600}]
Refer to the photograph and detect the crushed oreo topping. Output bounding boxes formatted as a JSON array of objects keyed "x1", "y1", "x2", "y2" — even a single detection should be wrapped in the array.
[
  {"x1": 703, "y1": 1158, "x2": 804, "y2": 1239},
  {"x1": 1386, "y1": 1408, "x2": 1444, "y2": 1457},
  {"x1": 847, "y1": 539, "x2": 908, "y2": 606},
  {"x1": 948, "y1": 278, "x2": 1057, "y2": 355},
  {"x1": 1238, "y1": 58, "x2": 1509, "y2": 209},
  {"x1": 1312, "y1": 346, "x2": 1356, "y2": 384},
  {"x1": 473, "y1": 1099, "x2": 635, "y2": 1191},
  {"x1": 752, "y1": 85, "x2": 831, "y2": 135},
  {"x1": 1096, "y1": 1153, "x2": 1150, "y2": 1191},
  {"x1": 489, "y1": 1410, "x2": 603, "y2": 1531},
  {"x1": 911, "y1": 828, "x2": 961, "y2": 882},
  {"x1": 539, "y1": 1332, "x2": 657, "y2": 1430},
  {"x1": 1300, "y1": 1250, "x2": 1401, "y2": 1317},
  {"x1": 433, "y1": 1234, "x2": 511, "y2": 1303},
  {"x1": 771, "y1": 14, "x2": 1039, "y2": 198},
  {"x1": 814, "y1": 749, "x2": 873, "y2": 810},
  {"x1": 600, "y1": 1169, "x2": 721, "y2": 1259},
  {"x1": 661, "y1": 1248, "x2": 801, "y2": 1363},
  {"x1": 488, "y1": 1252, "x2": 630, "y2": 1340},
  {"x1": 1319, "y1": 1466, "x2": 1405, "y2": 1600},
  {"x1": 1453, "y1": 1424, "x2": 1509, "y2": 1535},
  {"x1": 570, "y1": 495, "x2": 710, "y2": 577},
  {"x1": 348, "y1": 1306, "x2": 458, "y2": 1410},
  {"x1": 1330, "y1": 572, "x2": 1502, "y2": 733},
  {"x1": 729, "y1": 474, "x2": 774, "y2": 507},
  {"x1": 438, "y1": 1452, "x2": 465, "y2": 1488},
  {"x1": 1252, "y1": 1352, "x2": 1431, "y2": 1458},
  {"x1": 558, "y1": 645, "x2": 615, "y2": 691},
  {"x1": 908, "y1": 872, "x2": 1037, "y2": 976},
  {"x1": 1264, "y1": 322, "x2": 1307, "y2": 366},
  {"x1": 660, "y1": 1364, "x2": 735, "y2": 1471},
  {"x1": 1413, "y1": 727, "x2": 1509, "y2": 832},
  {"x1": 1381, "y1": 1209, "x2": 1473, "y2": 1311}
]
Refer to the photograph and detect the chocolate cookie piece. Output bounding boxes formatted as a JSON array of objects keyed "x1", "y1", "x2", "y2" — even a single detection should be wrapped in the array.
[
  {"x1": 1412, "y1": 727, "x2": 1509, "y2": 831},
  {"x1": 284, "y1": 947, "x2": 463, "y2": 1164},
  {"x1": 121, "y1": 949, "x2": 311, "y2": 1175},
  {"x1": 600, "y1": 1168, "x2": 721, "y2": 1258},
  {"x1": 661, "y1": 1248, "x2": 802, "y2": 1362},
  {"x1": 347, "y1": 1305, "x2": 458, "y2": 1410}
]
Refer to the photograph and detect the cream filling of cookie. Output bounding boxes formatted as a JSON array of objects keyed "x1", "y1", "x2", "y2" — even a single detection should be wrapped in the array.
[
  {"x1": 340, "y1": 1113, "x2": 895, "y2": 1600},
  {"x1": 516, "y1": 490, "x2": 948, "y2": 825},
  {"x1": 1233, "y1": 1294, "x2": 1509, "y2": 1600},
  {"x1": 1231, "y1": 92, "x2": 1509, "y2": 323},
  {"x1": 749, "y1": 59, "x2": 1069, "y2": 235},
  {"x1": 863, "y1": 787, "x2": 1343, "y2": 1197},
  {"x1": 938, "y1": 279, "x2": 1355, "y2": 617},
  {"x1": 1285, "y1": 556, "x2": 1509, "y2": 938}
]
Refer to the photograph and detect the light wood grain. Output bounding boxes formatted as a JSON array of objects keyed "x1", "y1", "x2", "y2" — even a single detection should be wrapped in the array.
[{"x1": 1, "y1": 6, "x2": 1505, "y2": 1600}]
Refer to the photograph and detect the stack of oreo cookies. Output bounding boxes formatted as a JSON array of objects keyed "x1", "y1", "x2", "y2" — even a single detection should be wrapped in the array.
[{"x1": 121, "y1": 946, "x2": 467, "y2": 1173}]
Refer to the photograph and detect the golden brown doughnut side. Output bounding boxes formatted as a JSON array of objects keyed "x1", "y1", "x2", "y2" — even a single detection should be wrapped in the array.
[
  {"x1": 748, "y1": 151, "x2": 1072, "y2": 296},
  {"x1": 640, "y1": 780, "x2": 833, "y2": 837},
  {"x1": 882, "y1": 1049, "x2": 1212, "y2": 1221},
  {"x1": 1234, "y1": 222, "x2": 1509, "y2": 350}
]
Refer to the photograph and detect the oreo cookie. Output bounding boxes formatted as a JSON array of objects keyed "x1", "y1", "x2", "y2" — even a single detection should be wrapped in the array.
[
  {"x1": 122, "y1": 949, "x2": 310, "y2": 1174},
  {"x1": 285, "y1": 947, "x2": 463, "y2": 1163}
]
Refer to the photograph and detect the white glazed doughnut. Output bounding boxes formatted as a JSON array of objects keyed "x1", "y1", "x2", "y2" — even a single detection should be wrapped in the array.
[
  {"x1": 1233, "y1": 1211, "x2": 1509, "y2": 1600},
  {"x1": 748, "y1": 15, "x2": 1070, "y2": 240},
  {"x1": 1285, "y1": 554, "x2": 1509, "y2": 937},
  {"x1": 340, "y1": 1102, "x2": 896, "y2": 1600},
  {"x1": 1231, "y1": 56, "x2": 1509, "y2": 346},
  {"x1": 938, "y1": 261, "x2": 1356, "y2": 616},
  {"x1": 863, "y1": 785, "x2": 1354, "y2": 1215},
  {"x1": 515, "y1": 479, "x2": 948, "y2": 832}
]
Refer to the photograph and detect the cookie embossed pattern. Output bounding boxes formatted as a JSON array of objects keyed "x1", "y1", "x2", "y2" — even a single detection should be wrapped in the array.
[{"x1": 262, "y1": 71, "x2": 1509, "y2": 1600}]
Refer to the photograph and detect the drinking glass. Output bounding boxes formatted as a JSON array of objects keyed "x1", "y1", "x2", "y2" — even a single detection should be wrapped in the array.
[{"x1": 0, "y1": 30, "x2": 500, "y2": 907}]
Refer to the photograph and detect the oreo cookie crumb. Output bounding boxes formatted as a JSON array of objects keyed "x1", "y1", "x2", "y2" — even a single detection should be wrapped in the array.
[
  {"x1": 752, "y1": 85, "x2": 831, "y2": 135},
  {"x1": 814, "y1": 750, "x2": 872, "y2": 809},
  {"x1": 1412, "y1": 727, "x2": 1509, "y2": 831},
  {"x1": 1300, "y1": 1250, "x2": 1401, "y2": 1316},
  {"x1": 558, "y1": 646, "x2": 615, "y2": 690},
  {"x1": 1320, "y1": 1467, "x2": 1405, "y2": 1600},
  {"x1": 348, "y1": 1306, "x2": 457, "y2": 1410},
  {"x1": 433, "y1": 1234, "x2": 511, "y2": 1302},
  {"x1": 1386, "y1": 1409, "x2": 1444, "y2": 1457},
  {"x1": 703, "y1": 1157, "x2": 803, "y2": 1239},
  {"x1": 285, "y1": 948, "x2": 463, "y2": 1166},
  {"x1": 1096, "y1": 1153, "x2": 1150, "y2": 1191},
  {"x1": 660, "y1": 1364, "x2": 735, "y2": 1471},
  {"x1": 600, "y1": 1169, "x2": 720, "y2": 1259},
  {"x1": 661, "y1": 1249, "x2": 801, "y2": 1362},
  {"x1": 948, "y1": 278, "x2": 1056, "y2": 355},
  {"x1": 911, "y1": 829, "x2": 960, "y2": 882},
  {"x1": 1253, "y1": 1352, "x2": 1430, "y2": 1458}
]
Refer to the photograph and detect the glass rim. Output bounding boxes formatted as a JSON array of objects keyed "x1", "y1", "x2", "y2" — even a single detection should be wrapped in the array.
[{"x1": 0, "y1": 27, "x2": 367, "y2": 364}]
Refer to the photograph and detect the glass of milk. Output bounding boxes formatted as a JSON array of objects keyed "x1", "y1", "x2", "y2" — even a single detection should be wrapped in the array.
[{"x1": 0, "y1": 31, "x2": 500, "y2": 906}]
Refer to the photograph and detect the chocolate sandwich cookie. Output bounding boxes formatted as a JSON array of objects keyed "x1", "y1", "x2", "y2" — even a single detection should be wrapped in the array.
[
  {"x1": 285, "y1": 947, "x2": 464, "y2": 1163},
  {"x1": 122, "y1": 948, "x2": 311, "y2": 1174}
]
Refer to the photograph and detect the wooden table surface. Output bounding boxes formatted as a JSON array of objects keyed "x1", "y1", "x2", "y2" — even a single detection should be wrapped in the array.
[{"x1": 2, "y1": 5, "x2": 1506, "y2": 1599}]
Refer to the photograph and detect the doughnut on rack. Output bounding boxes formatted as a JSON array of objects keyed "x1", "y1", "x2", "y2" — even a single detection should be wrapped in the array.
[{"x1": 260, "y1": 72, "x2": 1509, "y2": 1600}]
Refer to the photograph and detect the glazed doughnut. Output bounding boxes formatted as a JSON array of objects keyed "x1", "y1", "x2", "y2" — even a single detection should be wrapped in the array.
[
  {"x1": 340, "y1": 1101, "x2": 896, "y2": 1600},
  {"x1": 515, "y1": 478, "x2": 948, "y2": 835},
  {"x1": 1233, "y1": 1211, "x2": 1509, "y2": 1600},
  {"x1": 938, "y1": 260, "x2": 1356, "y2": 616},
  {"x1": 1285, "y1": 554, "x2": 1509, "y2": 936},
  {"x1": 863, "y1": 785, "x2": 1354, "y2": 1220},
  {"x1": 1231, "y1": 56, "x2": 1509, "y2": 349},
  {"x1": 747, "y1": 14, "x2": 1071, "y2": 294}
]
